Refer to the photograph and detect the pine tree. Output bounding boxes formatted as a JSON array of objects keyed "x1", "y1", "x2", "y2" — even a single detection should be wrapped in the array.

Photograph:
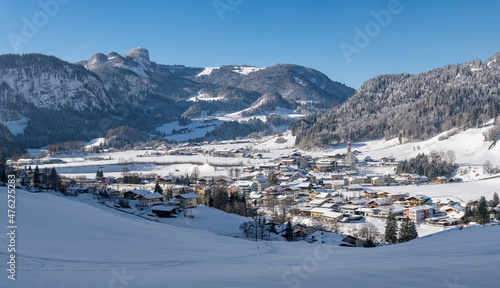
[
  {"x1": 1, "y1": 169, "x2": 7, "y2": 183},
  {"x1": 0, "y1": 151, "x2": 6, "y2": 172},
  {"x1": 269, "y1": 223, "x2": 278, "y2": 235},
  {"x1": 384, "y1": 210, "x2": 398, "y2": 244},
  {"x1": 96, "y1": 170, "x2": 101, "y2": 180},
  {"x1": 475, "y1": 196, "x2": 490, "y2": 225},
  {"x1": 208, "y1": 193, "x2": 214, "y2": 207},
  {"x1": 462, "y1": 204, "x2": 472, "y2": 224},
  {"x1": 399, "y1": 218, "x2": 418, "y2": 243},
  {"x1": 267, "y1": 171, "x2": 278, "y2": 186},
  {"x1": 154, "y1": 182, "x2": 163, "y2": 194},
  {"x1": 33, "y1": 165, "x2": 41, "y2": 187},
  {"x1": 490, "y1": 192, "x2": 499, "y2": 208},
  {"x1": 284, "y1": 220, "x2": 294, "y2": 242},
  {"x1": 49, "y1": 167, "x2": 60, "y2": 191}
]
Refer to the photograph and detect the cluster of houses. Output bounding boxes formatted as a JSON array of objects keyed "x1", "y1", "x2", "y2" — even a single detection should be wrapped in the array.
[
  {"x1": 292, "y1": 191, "x2": 461, "y2": 225},
  {"x1": 63, "y1": 185, "x2": 199, "y2": 218},
  {"x1": 62, "y1": 147, "x2": 478, "y2": 225},
  {"x1": 144, "y1": 145, "x2": 264, "y2": 159},
  {"x1": 260, "y1": 220, "x2": 362, "y2": 246},
  {"x1": 9, "y1": 142, "x2": 500, "y2": 233}
]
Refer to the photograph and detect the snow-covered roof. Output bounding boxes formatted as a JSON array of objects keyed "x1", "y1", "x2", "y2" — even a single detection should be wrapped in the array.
[
  {"x1": 152, "y1": 205, "x2": 177, "y2": 212},
  {"x1": 167, "y1": 199, "x2": 181, "y2": 204},
  {"x1": 369, "y1": 198, "x2": 392, "y2": 205},
  {"x1": 277, "y1": 194, "x2": 294, "y2": 200},
  {"x1": 346, "y1": 184, "x2": 363, "y2": 189},
  {"x1": 249, "y1": 192, "x2": 263, "y2": 199},
  {"x1": 431, "y1": 197, "x2": 462, "y2": 204},
  {"x1": 375, "y1": 205, "x2": 406, "y2": 213},
  {"x1": 348, "y1": 199, "x2": 369, "y2": 205},
  {"x1": 234, "y1": 180, "x2": 253, "y2": 187},
  {"x1": 331, "y1": 196, "x2": 344, "y2": 204},
  {"x1": 408, "y1": 205, "x2": 434, "y2": 211},
  {"x1": 323, "y1": 180, "x2": 346, "y2": 186},
  {"x1": 446, "y1": 211, "x2": 465, "y2": 219},
  {"x1": 297, "y1": 182, "x2": 311, "y2": 188},
  {"x1": 340, "y1": 205, "x2": 363, "y2": 210},
  {"x1": 316, "y1": 192, "x2": 332, "y2": 199},
  {"x1": 309, "y1": 207, "x2": 335, "y2": 214},
  {"x1": 320, "y1": 203, "x2": 337, "y2": 208},
  {"x1": 127, "y1": 189, "x2": 163, "y2": 199},
  {"x1": 321, "y1": 210, "x2": 344, "y2": 219},
  {"x1": 388, "y1": 192, "x2": 406, "y2": 196},
  {"x1": 310, "y1": 199, "x2": 327, "y2": 205},
  {"x1": 144, "y1": 192, "x2": 164, "y2": 199},
  {"x1": 177, "y1": 193, "x2": 199, "y2": 199}
]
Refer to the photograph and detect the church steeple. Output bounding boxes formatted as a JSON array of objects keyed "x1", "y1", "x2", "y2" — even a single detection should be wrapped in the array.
[{"x1": 345, "y1": 140, "x2": 355, "y2": 169}]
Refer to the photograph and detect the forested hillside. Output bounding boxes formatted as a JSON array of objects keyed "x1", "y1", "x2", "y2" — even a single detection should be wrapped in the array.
[
  {"x1": 0, "y1": 48, "x2": 354, "y2": 155},
  {"x1": 293, "y1": 53, "x2": 500, "y2": 148}
]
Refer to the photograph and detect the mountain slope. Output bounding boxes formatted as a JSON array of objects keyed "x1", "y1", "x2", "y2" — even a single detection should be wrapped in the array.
[
  {"x1": 0, "y1": 123, "x2": 25, "y2": 156},
  {"x1": 194, "y1": 64, "x2": 354, "y2": 108},
  {"x1": 0, "y1": 48, "x2": 354, "y2": 151},
  {"x1": 0, "y1": 54, "x2": 112, "y2": 112},
  {"x1": 293, "y1": 53, "x2": 500, "y2": 148}
]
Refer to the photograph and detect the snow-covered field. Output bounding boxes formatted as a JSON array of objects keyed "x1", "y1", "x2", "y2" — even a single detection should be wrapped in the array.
[
  {"x1": 1, "y1": 188, "x2": 499, "y2": 287},
  {"x1": 37, "y1": 122, "x2": 500, "y2": 187},
  {"x1": 380, "y1": 177, "x2": 500, "y2": 203},
  {"x1": 34, "y1": 132, "x2": 297, "y2": 179},
  {"x1": 0, "y1": 116, "x2": 30, "y2": 135},
  {"x1": 306, "y1": 122, "x2": 500, "y2": 181}
]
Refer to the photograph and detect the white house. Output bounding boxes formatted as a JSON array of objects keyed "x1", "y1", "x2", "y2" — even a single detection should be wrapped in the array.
[
  {"x1": 175, "y1": 193, "x2": 199, "y2": 209},
  {"x1": 406, "y1": 205, "x2": 434, "y2": 222}
]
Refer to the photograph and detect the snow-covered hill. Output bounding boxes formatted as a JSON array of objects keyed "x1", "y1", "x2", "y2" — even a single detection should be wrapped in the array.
[
  {"x1": 293, "y1": 50, "x2": 500, "y2": 148},
  {"x1": 0, "y1": 188, "x2": 498, "y2": 287},
  {"x1": 313, "y1": 120, "x2": 500, "y2": 181}
]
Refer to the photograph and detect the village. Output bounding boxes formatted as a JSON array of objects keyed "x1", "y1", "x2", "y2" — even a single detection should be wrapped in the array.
[{"x1": 5, "y1": 138, "x2": 500, "y2": 245}]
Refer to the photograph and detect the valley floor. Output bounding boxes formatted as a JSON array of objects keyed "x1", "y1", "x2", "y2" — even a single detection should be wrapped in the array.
[{"x1": 4, "y1": 124, "x2": 500, "y2": 287}]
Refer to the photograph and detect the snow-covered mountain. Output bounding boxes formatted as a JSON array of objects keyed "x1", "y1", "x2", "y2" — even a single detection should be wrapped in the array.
[
  {"x1": 0, "y1": 48, "x2": 354, "y2": 152},
  {"x1": 0, "y1": 54, "x2": 112, "y2": 114},
  {"x1": 193, "y1": 64, "x2": 353, "y2": 107},
  {"x1": 293, "y1": 51, "x2": 500, "y2": 148},
  {"x1": 77, "y1": 48, "x2": 353, "y2": 108}
]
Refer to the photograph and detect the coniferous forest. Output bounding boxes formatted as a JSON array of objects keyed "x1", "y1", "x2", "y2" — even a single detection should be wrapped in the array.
[{"x1": 293, "y1": 54, "x2": 500, "y2": 149}]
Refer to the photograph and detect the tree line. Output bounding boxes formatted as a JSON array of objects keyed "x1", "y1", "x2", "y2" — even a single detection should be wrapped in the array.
[
  {"x1": 396, "y1": 151, "x2": 458, "y2": 178},
  {"x1": 463, "y1": 194, "x2": 499, "y2": 225}
]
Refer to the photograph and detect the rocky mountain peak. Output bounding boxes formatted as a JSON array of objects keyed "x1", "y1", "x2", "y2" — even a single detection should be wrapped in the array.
[{"x1": 124, "y1": 47, "x2": 150, "y2": 63}]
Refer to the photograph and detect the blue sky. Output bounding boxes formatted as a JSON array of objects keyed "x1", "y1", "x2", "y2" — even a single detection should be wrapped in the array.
[{"x1": 0, "y1": 0, "x2": 499, "y2": 88}]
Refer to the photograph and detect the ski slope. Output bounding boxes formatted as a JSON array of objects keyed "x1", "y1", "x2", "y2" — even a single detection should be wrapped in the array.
[{"x1": 1, "y1": 188, "x2": 499, "y2": 287}]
